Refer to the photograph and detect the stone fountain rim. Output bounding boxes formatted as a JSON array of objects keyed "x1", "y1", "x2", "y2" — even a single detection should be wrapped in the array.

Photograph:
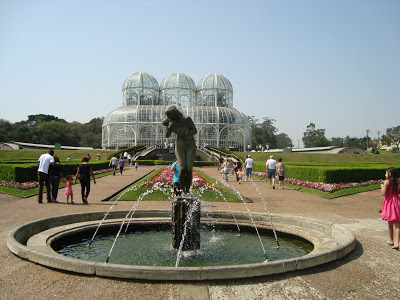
[{"x1": 7, "y1": 210, "x2": 356, "y2": 281}]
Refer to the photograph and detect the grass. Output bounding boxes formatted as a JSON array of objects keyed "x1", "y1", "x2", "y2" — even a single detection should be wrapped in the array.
[
  {"x1": 112, "y1": 169, "x2": 246, "y2": 202},
  {"x1": 0, "y1": 149, "x2": 113, "y2": 162},
  {"x1": 234, "y1": 150, "x2": 400, "y2": 165}
]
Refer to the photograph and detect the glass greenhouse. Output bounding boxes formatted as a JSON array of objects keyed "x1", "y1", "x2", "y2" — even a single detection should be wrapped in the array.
[{"x1": 102, "y1": 72, "x2": 251, "y2": 151}]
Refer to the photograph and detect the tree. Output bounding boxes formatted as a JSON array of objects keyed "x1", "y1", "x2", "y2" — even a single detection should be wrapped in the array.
[
  {"x1": 384, "y1": 126, "x2": 400, "y2": 149},
  {"x1": 330, "y1": 137, "x2": 344, "y2": 147},
  {"x1": 302, "y1": 123, "x2": 327, "y2": 148},
  {"x1": 251, "y1": 117, "x2": 278, "y2": 148},
  {"x1": 0, "y1": 119, "x2": 12, "y2": 142},
  {"x1": 312, "y1": 136, "x2": 330, "y2": 147},
  {"x1": 7, "y1": 121, "x2": 32, "y2": 142},
  {"x1": 276, "y1": 133, "x2": 293, "y2": 148},
  {"x1": 79, "y1": 118, "x2": 103, "y2": 148},
  {"x1": 343, "y1": 136, "x2": 363, "y2": 148},
  {"x1": 27, "y1": 114, "x2": 66, "y2": 126},
  {"x1": 37, "y1": 121, "x2": 69, "y2": 145}
]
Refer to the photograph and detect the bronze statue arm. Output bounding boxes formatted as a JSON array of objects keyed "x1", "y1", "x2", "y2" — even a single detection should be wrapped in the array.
[{"x1": 187, "y1": 117, "x2": 197, "y2": 136}]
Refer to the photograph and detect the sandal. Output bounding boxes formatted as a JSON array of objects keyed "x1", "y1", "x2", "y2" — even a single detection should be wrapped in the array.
[{"x1": 392, "y1": 245, "x2": 399, "y2": 250}]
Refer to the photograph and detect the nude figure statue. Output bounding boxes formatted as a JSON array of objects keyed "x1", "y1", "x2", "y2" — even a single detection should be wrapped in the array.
[{"x1": 162, "y1": 105, "x2": 197, "y2": 195}]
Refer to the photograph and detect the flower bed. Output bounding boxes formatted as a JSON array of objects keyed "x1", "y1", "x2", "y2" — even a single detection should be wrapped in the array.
[
  {"x1": 0, "y1": 168, "x2": 114, "y2": 190},
  {"x1": 252, "y1": 171, "x2": 381, "y2": 193},
  {"x1": 141, "y1": 167, "x2": 214, "y2": 189}
]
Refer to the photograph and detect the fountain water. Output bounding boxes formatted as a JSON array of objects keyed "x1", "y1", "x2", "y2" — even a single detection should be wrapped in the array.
[{"x1": 6, "y1": 109, "x2": 357, "y2": 280}]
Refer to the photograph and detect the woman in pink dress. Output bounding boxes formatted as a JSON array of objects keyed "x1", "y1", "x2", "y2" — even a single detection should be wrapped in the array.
[{"x1": 381, "y1": 167, "x2": 400, "y2": 250}]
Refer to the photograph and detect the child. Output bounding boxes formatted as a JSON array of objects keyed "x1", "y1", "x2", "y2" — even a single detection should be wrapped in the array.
[
  {"x1": 64, "y1": 175, "x2": 74, "y2": 204},
  {"x1": 134, "y1": 162, "x2": 138, "y2": 170},
  {"x1": 237, "y1": 169, "x2": 242, "y2": 184},
  {"x1": 381, "y1": 167, "x2": 400, "y2": 250}
]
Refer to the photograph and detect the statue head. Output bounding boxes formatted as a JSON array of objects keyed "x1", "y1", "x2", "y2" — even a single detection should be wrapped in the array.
[{"x1": 165, "y1": 105, "x2": 181, "y2": 120}]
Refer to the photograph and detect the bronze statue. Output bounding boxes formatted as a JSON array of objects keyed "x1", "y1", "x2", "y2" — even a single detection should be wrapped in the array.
[{"x1": 162, "y1": 105, "x2": 197, "y2": 194}]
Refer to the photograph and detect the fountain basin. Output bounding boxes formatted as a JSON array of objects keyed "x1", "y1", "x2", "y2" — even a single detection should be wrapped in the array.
[{"x1": 7, "y1": 210, "x2": 356, "y2": 281}]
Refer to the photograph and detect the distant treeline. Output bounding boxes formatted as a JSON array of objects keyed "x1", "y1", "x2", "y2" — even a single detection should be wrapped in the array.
[{"x1": 0, "y1": 114, "x2": 103, "y2": 149}]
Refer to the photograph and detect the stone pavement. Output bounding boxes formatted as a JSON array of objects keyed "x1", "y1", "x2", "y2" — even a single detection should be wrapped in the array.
[{"x1": 0, "y1": 165, "x2": 399, "y2": 299}]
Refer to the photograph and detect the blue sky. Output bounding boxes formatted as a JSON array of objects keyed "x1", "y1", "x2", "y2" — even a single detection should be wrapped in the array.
[{"x1": 1, "y1": 0, "x2": 399, "y2": 147}]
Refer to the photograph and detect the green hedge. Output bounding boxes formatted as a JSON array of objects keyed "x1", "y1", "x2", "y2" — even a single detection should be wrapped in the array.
[
  {"x1": 253, "y1": 163, "x2": 387, "y2": 183},
  {"x1": 0, "y1": 160, "x2": 217, "y2": 182},
  {"x1": 0, "y1": 161, "x2": 110, "y2": 182},
  {"x1": 210, "y1": 147, "x2": 245, "y2": 162},
  {"x1": 134, "y1": 160, "x2": 218, "y2": 167}
]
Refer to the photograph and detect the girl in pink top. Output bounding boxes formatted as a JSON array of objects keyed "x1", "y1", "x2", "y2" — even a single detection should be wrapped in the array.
[
  {"x1": 381, "y1": 167, "x2": 400, "y2": 250},
  {"x1": 64, "y1": 175, "x2": 74, "y2": 204}
]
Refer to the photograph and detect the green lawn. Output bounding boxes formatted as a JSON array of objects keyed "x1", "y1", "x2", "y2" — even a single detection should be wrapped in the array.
[{"x1": 234, "y1": 150, "x2": 400, "y2": 165}]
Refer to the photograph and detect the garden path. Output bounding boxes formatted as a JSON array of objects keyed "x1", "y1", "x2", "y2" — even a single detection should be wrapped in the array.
[{"x1": 0, "y1": 165, "x2": 398, "y2": 299}]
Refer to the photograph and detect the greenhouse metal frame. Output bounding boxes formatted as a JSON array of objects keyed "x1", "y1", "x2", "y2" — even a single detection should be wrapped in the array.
[{"x1": 102, "y1": 72, "x2": 251, "y2": 151}]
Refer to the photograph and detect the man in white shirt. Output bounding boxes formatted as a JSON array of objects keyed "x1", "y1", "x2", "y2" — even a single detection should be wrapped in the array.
[
  {"x1": 37, "y1": 149, "x2": 55, "y2": 203},
  {"x1": 244, "y1": 155, "x2": 255, "y2": 181},
  {"x1": 109, "y1": 155, "x2": 118, "y2": 176},
  {"x1": 266, "y1": 155, "x2": 277, "y2": 189}
]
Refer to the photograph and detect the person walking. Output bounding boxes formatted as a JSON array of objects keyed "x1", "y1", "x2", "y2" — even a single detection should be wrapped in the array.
[
  {"x1": 234, "y1": 160, "x2": 242, "y2": 182},
  {"x1": 276, "y1": 157, "x2": 286, "y2": 190},
  {"x1": 222, "y1": 158, "x2": 230, "y2": 182},
  {"x1": 74, "y1": 157, "x2": 96, "y2": 204},
  {"x1": 49, "y1": 156, "x2": 63, "y2": 203},
  {"x1": 237, "y1": 169, "x2": 242, "y2": 184},
  {"x1": 37, "y1": 149, "x2": 55, "y2": 203},
  {"x1": 134, "y1": 161, "x2": 139, "y2": 170},
  {"x1": 64, "y1": 175, "x2": 74, "y2": 204},
  {"x1": 109, "y1": 155, "x2": 118, "y2": 176},
  {"x1": 381, "y1": 167, "x2": 400, "y2": 250},
  {"x1": 119, "y1": 157, "x2": 125, "y2": 175},
  {"x1": 266, "y1": 155, "x2": 277, "y2": 189},
  {"x1": 171, "y1": 161, "x2": 181, "y2": 196},
  {"x1": 243, "y1": 155, "x2": 255, "y2": 181}
]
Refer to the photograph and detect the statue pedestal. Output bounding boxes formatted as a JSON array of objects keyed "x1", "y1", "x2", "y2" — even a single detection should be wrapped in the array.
[{"x1": 172, "y1": 196, "x2": 201, "y2": 250}]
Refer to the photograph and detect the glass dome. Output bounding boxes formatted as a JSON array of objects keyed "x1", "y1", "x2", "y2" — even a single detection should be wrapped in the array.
[
  {"x1": 160, "y1": 73, "x2": 197, "y2": 106},
  {"x1": 103, "y1": 73, "x2": 251, "y2": 151},
  {"x1": 122, "y1": 72, "x2": 160, "y2": 106},
  {"x1": 197, "y1": 74, "x2": 233, "y2": 92},
  {"x1": 197, "y1": 74, "x2": 233, "y2": 108}
]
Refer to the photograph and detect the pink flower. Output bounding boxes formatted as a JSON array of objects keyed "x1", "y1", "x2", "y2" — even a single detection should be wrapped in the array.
[{"x1": 252, "y1": 171, "x2": 381, "y2": 193}]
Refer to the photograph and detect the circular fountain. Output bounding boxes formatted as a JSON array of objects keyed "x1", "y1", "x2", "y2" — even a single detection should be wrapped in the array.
[{"x1": 7, "y1": 209, "x2": 356, "y2": 280}]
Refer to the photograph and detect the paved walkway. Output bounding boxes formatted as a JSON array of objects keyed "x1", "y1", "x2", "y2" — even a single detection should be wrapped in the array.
[{"x1": 0, "y1": 166, "x2": 399, "y2": 299}]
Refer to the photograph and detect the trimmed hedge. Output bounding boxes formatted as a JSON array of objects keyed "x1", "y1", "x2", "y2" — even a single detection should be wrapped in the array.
[
  {"x1": 132, "y1": 160, "x2": 218, "y2": 167},
  {"x1": 0, "y1": 161, "x2": 110, "y2": 182},
  {"x1": 253, "y1": 163, "x2": 388, "y2": 183},
  {"x1": 0, "y1": 160, "x2": 217, "y2": 182}
]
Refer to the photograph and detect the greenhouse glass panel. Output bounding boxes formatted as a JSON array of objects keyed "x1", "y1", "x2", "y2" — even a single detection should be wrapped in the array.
[{"x1": 102, "y1": 73, "x2": 251, "y2": 150}]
